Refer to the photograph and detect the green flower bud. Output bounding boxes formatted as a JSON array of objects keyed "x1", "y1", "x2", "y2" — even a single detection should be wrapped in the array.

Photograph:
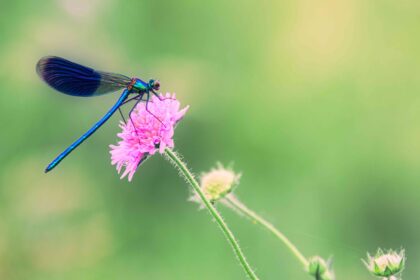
[{"x1": 307, "y1": 256, "x2": 335, "y2": 280}]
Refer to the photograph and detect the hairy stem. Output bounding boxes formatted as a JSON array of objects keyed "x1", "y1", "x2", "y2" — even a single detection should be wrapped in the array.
[
  {"x1": 164, "y1": 148, "x2": 259, "y2": 280},
  {"x1": 225, "y1": 195, "x2": 309, "y2": 268}
]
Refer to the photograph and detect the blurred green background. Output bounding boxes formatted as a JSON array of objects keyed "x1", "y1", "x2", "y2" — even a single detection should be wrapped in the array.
[{"x1": 1, "y1": 0, "x2": 420, "y2": 279}]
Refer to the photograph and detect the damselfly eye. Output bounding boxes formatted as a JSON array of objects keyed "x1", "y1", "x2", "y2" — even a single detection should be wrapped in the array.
[{"x1": 153, "y1": 80, "x2": 160, "y2": 90}]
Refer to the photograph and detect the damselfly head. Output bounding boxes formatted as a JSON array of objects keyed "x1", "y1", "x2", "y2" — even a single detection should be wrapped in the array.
[{"x1": 149, "y1": 79, "x2": 160, "y2": 91}]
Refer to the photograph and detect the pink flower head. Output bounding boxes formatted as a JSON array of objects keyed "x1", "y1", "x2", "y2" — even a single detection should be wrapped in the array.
[{"x1": 110, "y1": 93, "x2": 189, "y2": 181}]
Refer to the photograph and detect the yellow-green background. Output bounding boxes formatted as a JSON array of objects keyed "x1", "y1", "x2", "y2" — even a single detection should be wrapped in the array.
[{"x1": 1, "y1": 0, "x2": 419, "y2": 279}]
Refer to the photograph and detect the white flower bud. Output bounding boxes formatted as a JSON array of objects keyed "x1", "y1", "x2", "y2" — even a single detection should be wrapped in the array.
[
  {"x1": 363, "y1": 248, "x2": 405, "y2": 278},
  {"x1": 189, "y1": 163, "x2": 240, "y2": 205}
]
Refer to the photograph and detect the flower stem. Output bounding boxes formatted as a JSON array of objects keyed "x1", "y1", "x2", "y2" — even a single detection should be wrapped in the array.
[
  {"x1": 225, "y1": 195, "x2": 309, "y2": 268},
  {"x1": 164, "y1": 148, "x2": 259, "y2": 280}
]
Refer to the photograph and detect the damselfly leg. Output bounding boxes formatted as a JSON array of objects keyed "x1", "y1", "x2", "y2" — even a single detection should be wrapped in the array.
[
  {"x1": 118, "y1": 108, "x2": 127, "y2": 124},
  {"x1": 144, "y1": 92, "x2": 165, "y2": 126},
  {"x1": 118, "y1": 93, "x2": 144, "y2": 125},
  {"x1": 119, "y1": 91, "x2": 166, "y2": 129},
  {"x1": 152, "y1": 90, "x2": 176, "y2": 102}
]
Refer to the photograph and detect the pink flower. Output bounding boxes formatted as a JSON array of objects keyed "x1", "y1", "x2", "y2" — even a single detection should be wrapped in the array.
[{"x1": 110, "y1": 93, "x2": 189, "y2": 181}]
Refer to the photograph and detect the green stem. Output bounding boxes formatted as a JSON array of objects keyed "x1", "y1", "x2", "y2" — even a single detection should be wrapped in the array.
[
  {"x1": 164, "y1": 148, "x2": 259, "y2": 280},
  {"x1": 225, "y1": 195, "x2": 309, "y2": 268}
]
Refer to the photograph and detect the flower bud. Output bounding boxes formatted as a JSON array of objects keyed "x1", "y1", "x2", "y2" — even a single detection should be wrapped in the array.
[
  {"x1": 190, "y1": 164, "x2": 240, "y2": 205},
  {"x1": 307, "y1": 256, "x2": 335, "y2": 280},
  {"x1": 363, "y1": 248, "x2": 405, "y2": 278}
]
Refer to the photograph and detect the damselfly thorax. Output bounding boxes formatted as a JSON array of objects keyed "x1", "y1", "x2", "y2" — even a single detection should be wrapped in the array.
[{"x1": 127, "y1": 77, "x2": 160, "y2": 94}]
